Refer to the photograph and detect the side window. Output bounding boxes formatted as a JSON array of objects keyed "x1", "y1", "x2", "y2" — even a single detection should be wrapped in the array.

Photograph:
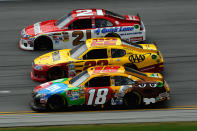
[
  {"x1": 68, "y1": 19, "x2": 92, "y2": 29},
  {"x1": 85, "y1": 76, "x2": 110, "y2": 87},
  {"x1": 111, "y1": 49, "x2": 126, "y2": 58},
  {"x1": 83, "y1": 49, "x2": 108, "y2": 59},
  {"x1": 95, "y1": 19, "x2": 113, "y2": 28},
  {"x1": 114, "y1": 76, "x2": 134, "y2": 86}
]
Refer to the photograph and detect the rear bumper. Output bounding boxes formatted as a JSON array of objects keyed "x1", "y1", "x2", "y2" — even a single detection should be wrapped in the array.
[{"x1": 139, "y1": 62, "x2": 164, "y2": 73}]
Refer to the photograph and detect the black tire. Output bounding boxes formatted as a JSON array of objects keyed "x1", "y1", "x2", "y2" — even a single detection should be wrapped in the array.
[
  {"x1": 47, "y1": 67, "x2": 65, "y2": 81},
  {"x1": 47, "y1": 95, "x2": 66, "y2": 111},
  {"x1": 105, "y1": 33, "x2": 120, "y2": 38},
  {"x1": 123, "y1": 92, "x2": 142, "y2": 107},
  {"x1": 34, "y1": 36, "x2": 53, "y2": 50}
]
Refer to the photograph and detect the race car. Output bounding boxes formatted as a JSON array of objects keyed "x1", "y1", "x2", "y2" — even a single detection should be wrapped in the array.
[
  {"x1": 31, "y1": 37, "x2": 164, "y2": 82},
  {"x1": 19, "y1": 8, "x2": 145, "y2": 50},
  {"x1": 30, "y1": 65, "x2": 170, "y2": 111}
]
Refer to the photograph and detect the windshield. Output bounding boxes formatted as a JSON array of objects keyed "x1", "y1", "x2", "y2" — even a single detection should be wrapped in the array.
[
  {"x1": 57, "y1": 13, "x2": 73, "y2": 28},
  {"x1": 125, "y1": 66, "x2": 147, "y2": 77},
  {"x1": 69, "y1": 70, "x2": 90, "y2": 87},
  {"x1": 105, "y1": 10, "x2": 125, "y2": 19},
  {"x1": 70, "y1": 42, "x2": 88, "y2": 59},
  {"x1": 121, "y1": 39, "x2": 142, "y2": 49}
]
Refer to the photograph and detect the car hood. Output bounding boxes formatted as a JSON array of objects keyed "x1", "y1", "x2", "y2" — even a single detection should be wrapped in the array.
[
  {"x1": 34, "y1": 78, "x2": 72, "y2": 94},
  {"x1": 25, "y1": 20, "x2": 60, "y2": 36},
  {"x1": 34, "y1": 49, "x2": 74, "y2": 65}
]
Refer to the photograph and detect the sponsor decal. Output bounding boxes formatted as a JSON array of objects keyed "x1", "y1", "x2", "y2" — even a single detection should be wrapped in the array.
[
  {"x1": 120, "y1": 32, "x2": 142, "y2": 36},
  {"x1": 52, "y1": 51, "x2": 61, "y2": 61},
  {"x1": 130, "y1": 37, "x2": 143, "y2": 41},
  {"x1": 143, "y1": 98, "x2": 156, "y2": 105},
  {"x1": 53, "y1": 33, "x2": 61, "y2": 35},
  {"x1": 40, "y1": 56, "x2": 50, "y2": 61},
  {"x1": 150, "y1": 73, "x2": 159, "y2": 78},
  {"x1": 55, "y1": 40, "x2": 59, "y2": 44},
  {"x1": 62, "y1": 32, "x2": 69, "y2": 42},
  {"x1": 68, "y1": 91, "x2": 80, "y2": 101},
  {"x1": 94, "y1": 26, "x2": 134, "y2": 35},
  {"x1": 129, "y1": 54, "x2": 145, "y2": 63}
]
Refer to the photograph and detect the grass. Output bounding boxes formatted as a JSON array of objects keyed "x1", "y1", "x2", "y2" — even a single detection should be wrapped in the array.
[{"x1": 1, "y1": 122, "x2": 197, "y2": 131}]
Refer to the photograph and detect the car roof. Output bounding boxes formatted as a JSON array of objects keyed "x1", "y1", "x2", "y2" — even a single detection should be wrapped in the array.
[
  {"x1": 72, "y1": 9, "x2": 105, "y2": 18},
  {"x1": 87, "y1": 65, "x2": 126, "y2": 76},
  {"x1": 85, "y1": 37, "x2": 122, "y2": 48}
]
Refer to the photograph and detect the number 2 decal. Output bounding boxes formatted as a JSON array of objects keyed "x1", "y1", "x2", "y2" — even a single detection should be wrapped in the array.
[
  {"x1": 76, "y1": 9, "x2": 104, "y2": 17},
  {"x1": 84, "y1": 60, "x2": 108, "y2": 70},
  {"x1": 72, "y1": 30, "x2": 91, "y2": 46},
  {"x1": 87, "y1": 88, "x2": 109, "y2": 105}
]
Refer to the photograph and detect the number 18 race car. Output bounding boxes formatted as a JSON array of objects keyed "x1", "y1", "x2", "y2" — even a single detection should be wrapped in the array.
[
  {"x1": 30, "y1": 65, "x2": 170, "y2": 111},
  {"x1": 19, "y1": 8, "x2": 145, "y2": 50},
  {"x1": 31, "y1": 38, "x2": 164, "y2": 82}
]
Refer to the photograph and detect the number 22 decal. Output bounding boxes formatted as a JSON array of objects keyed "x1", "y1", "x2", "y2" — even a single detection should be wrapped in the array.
[
  {"x1": 87, "y1": 88, "x2": 109, "y2": 105},
  {"x1": 72, "y1": 30, "x2": 91, "y2": 46}
]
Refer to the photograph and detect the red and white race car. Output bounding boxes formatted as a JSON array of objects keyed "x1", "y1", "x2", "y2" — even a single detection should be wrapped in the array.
[{"x1": 19, "y1": 9, "x2": 145, "y2": 50}]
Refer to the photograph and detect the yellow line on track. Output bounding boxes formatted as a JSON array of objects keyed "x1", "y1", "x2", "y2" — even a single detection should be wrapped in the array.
[{"x1": 1, "y1": 106, "x2": 197, "y2": 115}]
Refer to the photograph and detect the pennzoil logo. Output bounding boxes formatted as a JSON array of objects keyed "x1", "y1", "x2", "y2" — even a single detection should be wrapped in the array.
[{"x1": 129, "y1": 54, "x2": 145, "y2": 63}]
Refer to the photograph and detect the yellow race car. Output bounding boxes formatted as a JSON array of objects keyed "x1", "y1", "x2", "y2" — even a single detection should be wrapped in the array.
[
  {"x1": 31, "y1": 37, "x2": 164, "y2": 82},
  {"x1": 31, "y1": 65, "x2": 170, "y2": 111}
]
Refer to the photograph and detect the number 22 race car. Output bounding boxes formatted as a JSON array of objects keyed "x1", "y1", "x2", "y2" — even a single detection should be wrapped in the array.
[
  {"x1": 19, "y1": 8, "x2": 145, "y2": 50},
  {"x1": 30, "y1": 65, "x2": 170, "y2": 111},
  {"x1": 31, "y1": 38, "x2": 164, "y2": 82}
]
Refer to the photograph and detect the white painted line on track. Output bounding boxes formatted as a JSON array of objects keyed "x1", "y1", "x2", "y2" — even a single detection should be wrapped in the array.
[{"x1": 0, "y1": 90, "x2": 11, "y2": 94}]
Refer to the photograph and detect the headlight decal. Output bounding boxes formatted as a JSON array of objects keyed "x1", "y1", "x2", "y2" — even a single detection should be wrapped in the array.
[{"x1": 35, "y1": 65, "x2": 43, "y2": 70}]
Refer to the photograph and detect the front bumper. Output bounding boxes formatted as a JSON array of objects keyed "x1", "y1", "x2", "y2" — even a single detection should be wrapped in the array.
[
  {"x1": 19, "y1": 38, "x2": 34, "y2": 50},
  {"x1": 31, "y1": 70, "x2": 47, "y2": 82},
  {"x1": 30, "y1": 99, "x2": 47, "y2": 111}
]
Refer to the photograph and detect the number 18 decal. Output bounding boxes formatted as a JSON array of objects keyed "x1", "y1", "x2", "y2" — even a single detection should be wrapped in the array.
[{"x1": 87, "y1": 88, "x2": 109, "y2": 105}]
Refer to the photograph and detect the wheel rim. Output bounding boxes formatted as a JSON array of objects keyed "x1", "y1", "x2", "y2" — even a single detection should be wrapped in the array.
[
  {"x1": 48, "y1": 69, "x2": 65, "y2": 80},
  {"x1": 48, "y1": 96, "x2": 65, "y2": 111},
  {"x1": 124, "y1": 92, "x2": 141, "y2": 106}
]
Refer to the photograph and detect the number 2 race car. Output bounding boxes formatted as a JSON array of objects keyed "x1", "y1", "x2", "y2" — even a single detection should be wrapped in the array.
[
  {"x1": 30, "y1": 65, "x2": 170, "y2": 111},
  {"x1": 19, "y1": 8, "x2": 145, "y2": 50},
  {"x1": 31, "y1": 37, "x2": 164, "y2": 82}
]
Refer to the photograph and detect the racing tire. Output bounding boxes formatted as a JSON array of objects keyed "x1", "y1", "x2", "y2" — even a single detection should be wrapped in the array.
[
  {"x1": 105, "y1": 33, "x2": 120, "y2": 38},
  {"x1": 34, "y1": 36, "x2": 53, "y2": 50},
  {"x1": 47, "y1": 95, "x2": 66, "y2": 111},
  {"x1": 123, "y1": 92, "x2": 142, "y2": 107},
  {"x1": 47, "y1": 67, "x2": 65, "y2": 81}
]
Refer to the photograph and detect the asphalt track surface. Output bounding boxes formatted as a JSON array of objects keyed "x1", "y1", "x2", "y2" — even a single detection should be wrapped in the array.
[{"x1": 0, "y1": 0, "x2": 197, "y2": 127}]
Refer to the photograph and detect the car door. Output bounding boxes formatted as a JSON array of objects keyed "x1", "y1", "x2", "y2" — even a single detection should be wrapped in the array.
[
  {"x1": 84, "y1": 76, "x2": 113, "y2": 105},
  {"x1": 93, "y1": 18, "x2": 114, "y2": 37},
  {"x1": 76, "y1": 48, "x2": 110, "y2": 71},
  {"x1": 56, "y1": 18, "x2": 93, "y2": 49}
]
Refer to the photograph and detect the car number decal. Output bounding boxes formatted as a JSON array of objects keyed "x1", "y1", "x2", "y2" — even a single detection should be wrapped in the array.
[
  {"x1": 72, "y1": 30, "x2": 91, "y2": 46},
  {"x1": 87, "y1": 88, "x2": 108, "y2": 105},
  {"x1": 83, "y1": 60, "x2": 108, "y2": 70}
]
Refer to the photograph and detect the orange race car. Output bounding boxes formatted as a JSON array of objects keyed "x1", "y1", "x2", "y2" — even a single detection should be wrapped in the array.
[{"x1": 31, "y1": 65, "x2": 170, "y2": 111}]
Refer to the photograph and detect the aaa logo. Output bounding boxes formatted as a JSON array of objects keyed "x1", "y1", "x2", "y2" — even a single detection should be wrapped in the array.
[{"x1": 129, "y1": 54, "x2": 145, "y2": 63}]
